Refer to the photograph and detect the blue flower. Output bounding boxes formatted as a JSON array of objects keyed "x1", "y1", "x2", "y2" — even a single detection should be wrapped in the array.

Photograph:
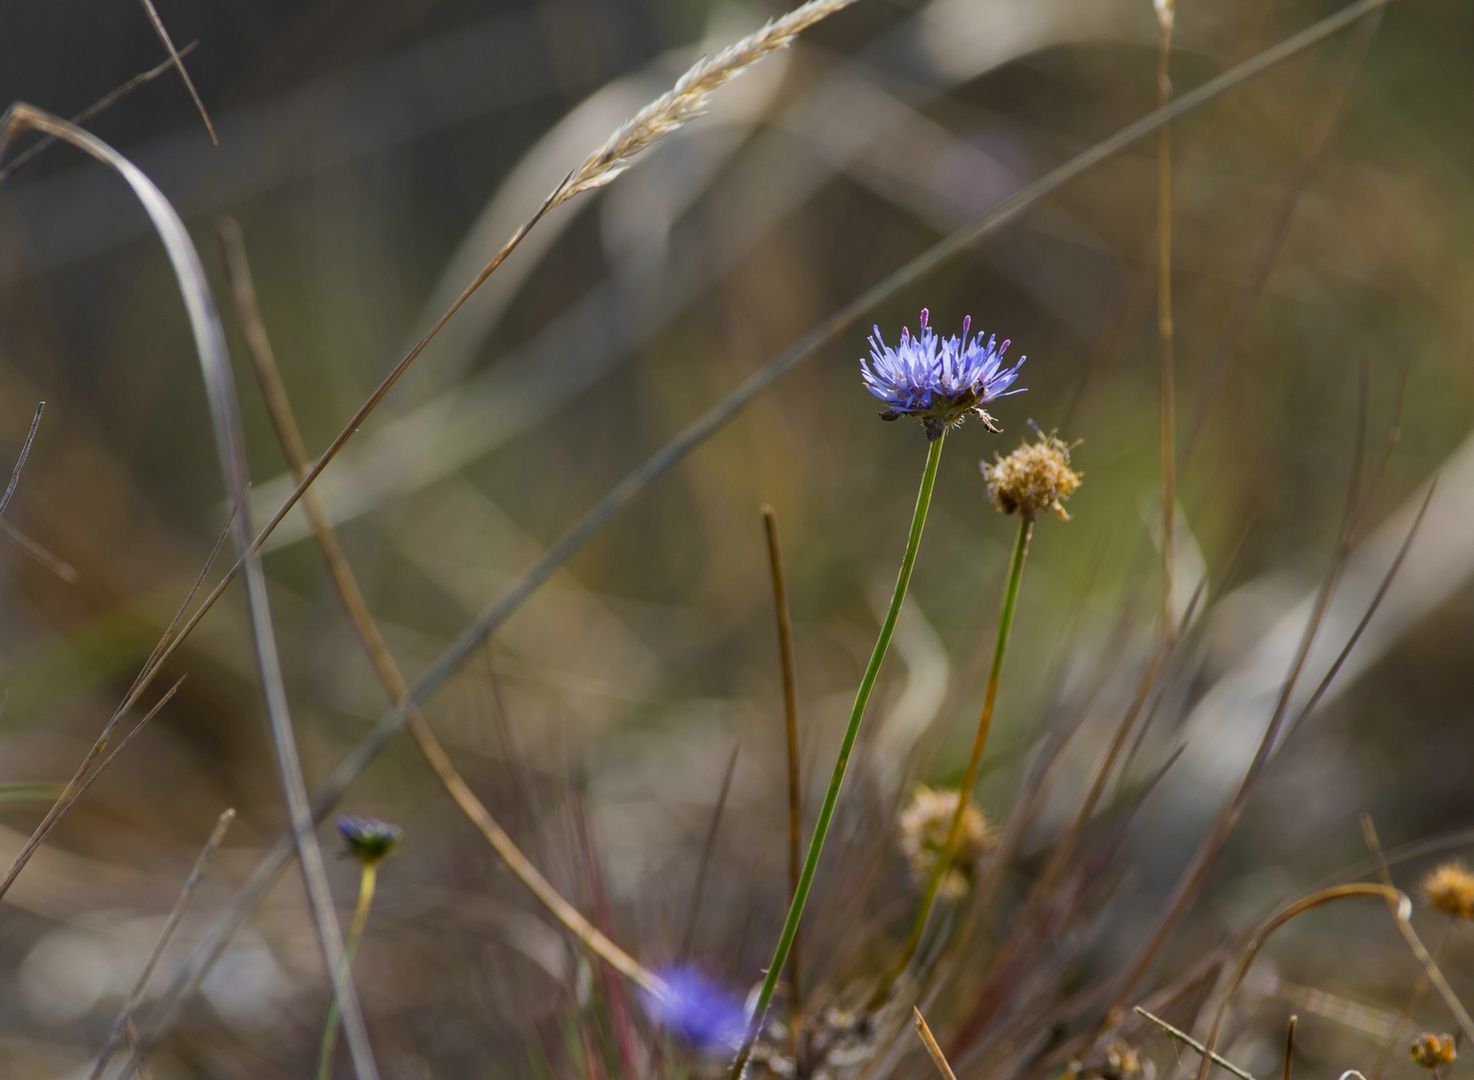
[
  {"x1": 337, "y1": 816, "x2": 402, "y2": 865},
  {"x1": 862, "y1": 308, "x2": 1026, "y2": 440},
  {"x1": 644, "y1": 966, "x2": 748, "y2": 1053}
]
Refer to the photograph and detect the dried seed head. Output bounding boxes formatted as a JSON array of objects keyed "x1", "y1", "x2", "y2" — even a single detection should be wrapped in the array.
[
  {"x1": 1410, "y1": 1033, "x2": 1457, "y2": 1070},
  {"x1": 983, "y1": 431, "x2": 1082, "y2": 521},
  {"x1": 898, "y1": 785, "x2": 997, "y2": 901},
  {"x1": 1423, "y1": 860, "x2": 1474, "y2": 919},
  {"x1": 1076, "y1": 1038, "x2": 1144, "y2": 1080}
]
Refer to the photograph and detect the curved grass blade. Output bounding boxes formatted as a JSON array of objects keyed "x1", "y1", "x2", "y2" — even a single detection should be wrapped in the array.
[{"x1": 0, "y1": 105, "x2": 379, "y2": 1080}]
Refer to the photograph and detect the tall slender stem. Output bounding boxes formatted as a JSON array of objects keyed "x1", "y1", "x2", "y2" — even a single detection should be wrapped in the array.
[
  {"x1": 1157, "y1": 5, "x2": 1177, "y2": 640},
  {"x1": 885, "y1": 514, "x2": 1032, "y2": 992},
  {"x1": 730, "y1": 437, "x2": 946, "y2": 1078},
  {"x1": 762, "y1": 506, "x2": 805, "y2": 1058},
  {"x1": 318, "y1": 864, "x2": 378, "y2": 1080}
]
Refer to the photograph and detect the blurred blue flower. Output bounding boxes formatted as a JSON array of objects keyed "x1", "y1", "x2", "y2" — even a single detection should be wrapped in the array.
[
  {"x1": 862, "y1": 308, "x2": 1026, "y2": 440},
  {"x1": 644, "y1": 966, "x2": 747, "y2": 1052},
  {"x1": 337, "y1": 816, "x2": 402, "y2": 865}
]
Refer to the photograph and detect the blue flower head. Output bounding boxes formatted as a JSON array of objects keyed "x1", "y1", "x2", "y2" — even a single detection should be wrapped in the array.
[
  {"x1": 337, "y1": 816, "x2": 402, "y2": 866},
  {"x1": 643, "y1": 966, "x2": 747, "y2": 1053},
  {"x1": 861, "y1": 309, "x2": 1026, "y2": 441}
]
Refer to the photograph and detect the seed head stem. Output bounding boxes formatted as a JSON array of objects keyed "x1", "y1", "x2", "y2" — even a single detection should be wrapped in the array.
[
  {"x1": 317, "y1": 863, "x2": 378, "y2": 1080},
  {"x1": 883, "y1": 514, "x2": 1032, "y2": 994},
  {"x1": 729, "y1": 436, "x2": 946, "y2": 1079}
]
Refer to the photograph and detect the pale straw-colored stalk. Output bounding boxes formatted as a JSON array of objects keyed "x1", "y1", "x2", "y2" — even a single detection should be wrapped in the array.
[
  {"x1": 557, "y1": 0, "x2": 856, "y2": 205},
  {"x1": 1155, "y1": 0, "x2": 1177, "y2": 640}
]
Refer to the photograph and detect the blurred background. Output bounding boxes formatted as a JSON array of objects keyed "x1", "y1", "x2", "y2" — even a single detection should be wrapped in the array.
[{"x1": 1, "y1": 0, "x2": 1473, "y2": 1075}]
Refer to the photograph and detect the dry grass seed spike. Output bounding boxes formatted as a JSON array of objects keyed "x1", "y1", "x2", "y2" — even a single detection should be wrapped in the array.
[{"x1": 560, "y1": 0, "x2": 858, "y2": 203}]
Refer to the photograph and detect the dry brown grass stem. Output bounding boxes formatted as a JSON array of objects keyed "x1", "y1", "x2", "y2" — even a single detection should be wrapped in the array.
[
  {"x1": 135, "y1": 0, "x2": 216, "y2": 144},
  {"x1": 1134, "y1": 1008, "x2": 1257, "y2": 1080},
  {"x1": 0, "y1": 518, "x2": 78, "y2": 582},
  {"x1": 763, "y1": 505, "x2": 805, "y2": 1041},
  {"x1": 0, "y1": 42, "x2": 200, "y2": 184},
  {"x1": 1156, "y1": 0, "x2": 1176, "y2": 642},
  {"x1": 558, "y1": 0, "x2": 855, "y2": 204},
  {"x1": 0, "y1": 676, "x2": 184, "y2": 901},
  {"x1": 0, "y1": 405, "x2": 70, "y2": 576},
  {"x1": 680, "y1": 741, "x2": 741, "y2": 960},
  {"x1": 0, "y1": 401, "x2": 43, "y2": 517},
  {"x1": 90, "y1": 808, "x2": 236, "y2": 1079},
  {"x1": 216, "y1": 217, "x2": 663, "y2": 995},
  {"x1": 1103, "y1": 383, "x2": 1406, "y2": 1020},
  {"x1": 1362, "y1": 815, "x2": 1442, "y2": 1080},
  {"x1": 915, "y1": 1007, "x2": 960, "y2": 1080},
  {"x1": 1284, "y1": 1014, "x2": 1297, "y2": 1080},
  {"x1": 1180, "y1": 11, "x2": 1383, "y2": 470}
]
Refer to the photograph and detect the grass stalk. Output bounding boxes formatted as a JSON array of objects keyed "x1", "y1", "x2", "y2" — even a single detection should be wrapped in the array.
[
  {"x1": 317, "y1": 862, "x2": 378, "y2": 1080},
  {"x1": 135, "y1": 0, "x2": 216, "y2": 144},
  {"x1": 217, "y1": 217, "x2": 661, "y2": 994},
  {"x1": 1156, "y1": 0, "x2": 1177, "y2": 640},
  {"x1": 887, "y1": 514, "x2": 1032, "y2": 993},
  {"x1": 89, "y1": 808, "x2": 236, "y2": 1080},
  {"x1": 914, "y1": 1007, "x2": 959, "y2": 1080},
  {"x1": 729, "y1": 435, "x2": 945, "y2": 1078},
  {"x1": 1133, "y1": 1008, "x2": 1259, "y2": 1080},
  {"x1": 761, "y1": 505, "x2": 805, "y2": 1052}
]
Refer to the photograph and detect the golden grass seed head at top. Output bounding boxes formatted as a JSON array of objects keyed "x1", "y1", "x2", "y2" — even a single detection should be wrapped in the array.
[
  {"x1": 983, "y1": 430, "x2": 1082, "y2": 521},
  {"x1": 1422, "y1": 860, "x2": 1474, "y2": 919},
  {"x1": 1410, "y1": 1033, "x2": 1457, "y2": 1070},
  {"x1": 897, "y1": 784, "x2": 998, "y2": 901}
]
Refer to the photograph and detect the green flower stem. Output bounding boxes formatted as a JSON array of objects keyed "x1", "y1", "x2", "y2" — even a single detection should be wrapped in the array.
[
  {"x1": 730, "y1": 435, "x2": 945, "y2": 1079},
  {"x1": 887, "y1": 513, "x2": 1032, "y2": 993},
  {"x1": 317, "y1": 863, "x2": 378, "y2": 1080}
]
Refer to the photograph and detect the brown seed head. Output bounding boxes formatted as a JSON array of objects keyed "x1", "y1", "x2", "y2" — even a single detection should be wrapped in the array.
[
  {"x1": 984, "y1": 432, "x2": 1082, "y2": 521},
  {"x1": 1423, "y1": 860, "x2": 1474, "y2": 919},
  {"x1": 1410, "y1": 1033, "x2": 1457, "y2": 1070},
  {"x1": 897, "y1": 785, "x2": 997, "y2": 900}
]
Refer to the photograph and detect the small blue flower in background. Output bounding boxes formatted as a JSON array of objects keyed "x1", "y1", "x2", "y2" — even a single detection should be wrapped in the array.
[
  {"x1": 337, "y1": 816, "x2": 402, "y2": 866},
  {"x1": 862, "y1": 308, "x2": 1026, "y2": 441},
  {"x1": 644, "y1": 966, "x2": 748, "y2": 1052}
]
